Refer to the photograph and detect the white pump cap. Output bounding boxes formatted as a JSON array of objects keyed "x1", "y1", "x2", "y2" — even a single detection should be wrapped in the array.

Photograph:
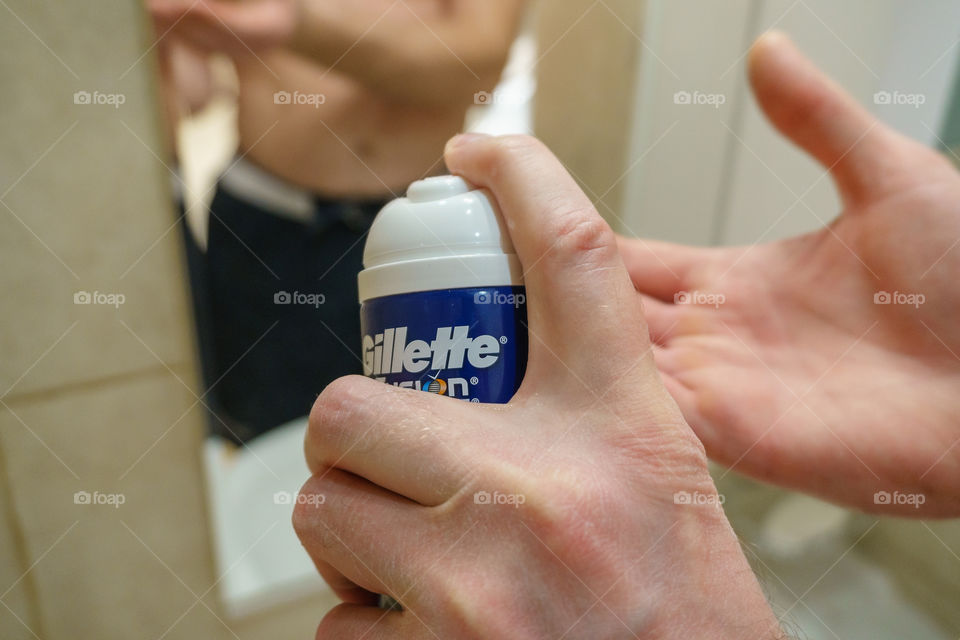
[{"x1": 358, "y1": 176, "x2": 524, "y2": 302}]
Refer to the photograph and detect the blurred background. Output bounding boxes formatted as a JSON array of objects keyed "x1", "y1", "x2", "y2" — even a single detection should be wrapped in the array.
[{"x1": 1, "y1": 0, "x2": 959, "y2": 638}]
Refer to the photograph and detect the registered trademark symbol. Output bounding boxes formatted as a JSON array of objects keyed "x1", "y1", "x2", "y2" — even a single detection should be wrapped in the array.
[
  {"x1": 470, "y1": 398, "x2": 480, "y2": 403},
  {"x1": 470, "y1": 377, "x2": 479, "y2": 385},
  {"x1": 499, "y1": 336, "x2": 508, "y2": 344}
]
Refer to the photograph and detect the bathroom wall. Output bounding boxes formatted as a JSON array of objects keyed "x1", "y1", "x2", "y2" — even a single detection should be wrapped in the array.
[
  {"x1": 533, "y1": 0, "x2": 644, "y2": 226},
  {"x1": 620, "y1": 1, "x2": 960, "y2": 635},
  {"x1": 622, "y1": 0, "x2": 960, "y2": 244},
  {"x1": 0, "y1": 1, "x2": 227, "y2": 637},
  {"x1": 0, "y1": 456, "x2": 41, "y2": 640}
]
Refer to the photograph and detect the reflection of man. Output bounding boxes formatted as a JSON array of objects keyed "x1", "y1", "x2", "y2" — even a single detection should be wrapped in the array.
[
  {"x1": 151, "y1": 0, "x2": 527, "y2": 442},
  {"x1": 291, "y1": 33, "x2": 960, "y2": 636}
]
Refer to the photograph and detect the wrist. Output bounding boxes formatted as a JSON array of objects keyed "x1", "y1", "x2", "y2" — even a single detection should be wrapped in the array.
[{"x1": 643, "y1": 494, "x2": 783, "y2": 639}]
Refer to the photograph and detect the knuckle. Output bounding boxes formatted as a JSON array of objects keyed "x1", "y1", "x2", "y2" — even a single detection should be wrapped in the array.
[
  {"x1": 475, "y1": 134, "x2": 546, "y2": 178},
  {"x1": 519, "y1": 472, "x2": 625, "y2": 580},
  {"x1": 291, "y1": 476, "x2": 322, "y2": 540},
  {"x1": 554, "y1": 212, "x2": 615, "y2": 251},
  {"x1": 466, "y1": 461, "x2": 593, "y2": 548},
  {"x1": 419, "y1": 569, "x2": 489, "y2": 633},
  {"x1": 547, "y1": 210, "x2": 617, "y2": 262},
  {"x1": 522, "y1": 474, "x2": 590, "y2": 537},
  {"x1": 308, "y1": 376, "x2": 377, "y2": 457},
  {"x1": 292, "y1": 475, "x2": 341, "y2": 552},
  {"x1": 311, "y1": 375, "x2": 368, "y2": 423},
  {"x1": 315, "y1": 604, "x2": 350, "y2": 639}
]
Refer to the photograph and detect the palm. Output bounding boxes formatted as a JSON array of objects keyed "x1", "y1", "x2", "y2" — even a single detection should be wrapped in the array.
[{"x1": 621, "y1": 33, "x2": 960, "y2": 516}]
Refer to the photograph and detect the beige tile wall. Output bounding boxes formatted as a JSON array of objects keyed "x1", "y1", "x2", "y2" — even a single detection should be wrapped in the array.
[
  {"x1": 0, "y1": 8, "x2": 195, "y2": 397},
  {"x1": 0, "y1": 1, "x2": 230, "y2": 637},
  {"x1": 0, "y1": 452, "x2": 42, "y2": 640}
]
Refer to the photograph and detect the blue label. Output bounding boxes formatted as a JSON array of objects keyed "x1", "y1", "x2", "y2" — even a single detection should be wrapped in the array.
[{"x1": 360, "y1": 286, "x2": 527, "y2": 403}]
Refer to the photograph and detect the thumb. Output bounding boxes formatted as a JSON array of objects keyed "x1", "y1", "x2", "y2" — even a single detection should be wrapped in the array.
[
  {"x1": 444, "y1": 135, "x2": 656, "y2": 392},
  {"x1": 748, "y1": 31, "x2": 903, "y2": 207}
]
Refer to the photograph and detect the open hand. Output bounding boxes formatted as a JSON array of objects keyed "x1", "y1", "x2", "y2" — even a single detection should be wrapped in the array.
[{"x1": 619, "y1": 32, "x2": 960, "y2": 517}]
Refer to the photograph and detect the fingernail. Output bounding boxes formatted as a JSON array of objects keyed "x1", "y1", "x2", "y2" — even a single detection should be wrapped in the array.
[{"x1": 447, "y1": 132, "x2": 491, "y2": 150}]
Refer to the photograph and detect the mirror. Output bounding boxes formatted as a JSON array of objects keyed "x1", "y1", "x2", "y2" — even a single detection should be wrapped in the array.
[{"x1": 158, "y1": 1, "x2": 537, "y2": 616}]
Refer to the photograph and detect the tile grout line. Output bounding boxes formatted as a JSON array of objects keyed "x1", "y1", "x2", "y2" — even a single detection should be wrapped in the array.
[{"x1": 1, "y1": 361, "x2": 197, "y2": 409}]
